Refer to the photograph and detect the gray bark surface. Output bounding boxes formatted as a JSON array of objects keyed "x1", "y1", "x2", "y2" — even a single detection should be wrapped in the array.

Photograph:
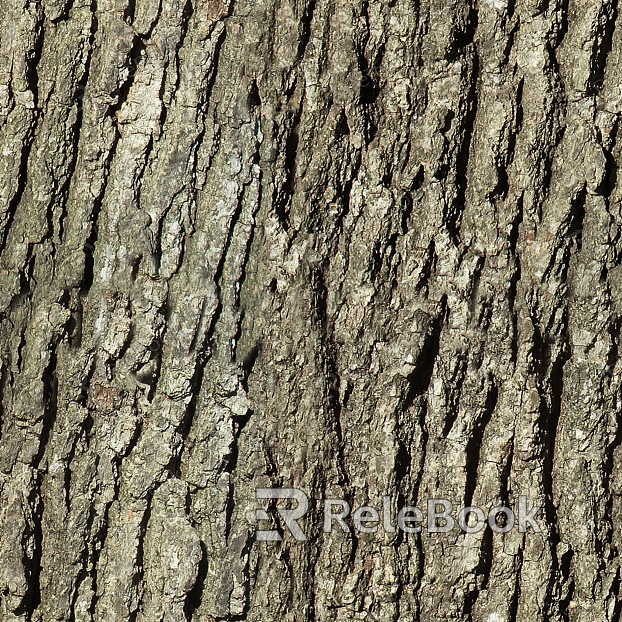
[{"x1": 0, "y1": 0, "x2": 622, "y2": 619}]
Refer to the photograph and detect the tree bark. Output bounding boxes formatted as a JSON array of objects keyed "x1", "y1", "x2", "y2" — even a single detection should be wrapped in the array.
[{"x1": 1, "y1": 0, "x2": 622, "y2": 619}]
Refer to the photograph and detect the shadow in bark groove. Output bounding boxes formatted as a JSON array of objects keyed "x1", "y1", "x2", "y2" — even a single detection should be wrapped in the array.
[
  {"x1": 183, "y1": 539, "x2": 208, "y2": 620},
  {"x1": 540, "y1": 314, "x2": 570, "y2": 617},
  {"x1": 588, "y1": 0, "x2": 619, "y2": 96},
  {"x1": 403, "y1": 296, "x2": 447, "y2": 413},
  {"x1": 446, "y1": 3, "x2": 479, "y2": 239},
  {"x1": 508, "y1": 545, "x2": 523, "y2": 622}
]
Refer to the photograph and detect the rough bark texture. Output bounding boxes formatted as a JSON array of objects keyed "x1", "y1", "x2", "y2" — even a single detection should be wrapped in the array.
[{"x1": 1, "y1": 0, "x2": 622, "y2": 619}]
